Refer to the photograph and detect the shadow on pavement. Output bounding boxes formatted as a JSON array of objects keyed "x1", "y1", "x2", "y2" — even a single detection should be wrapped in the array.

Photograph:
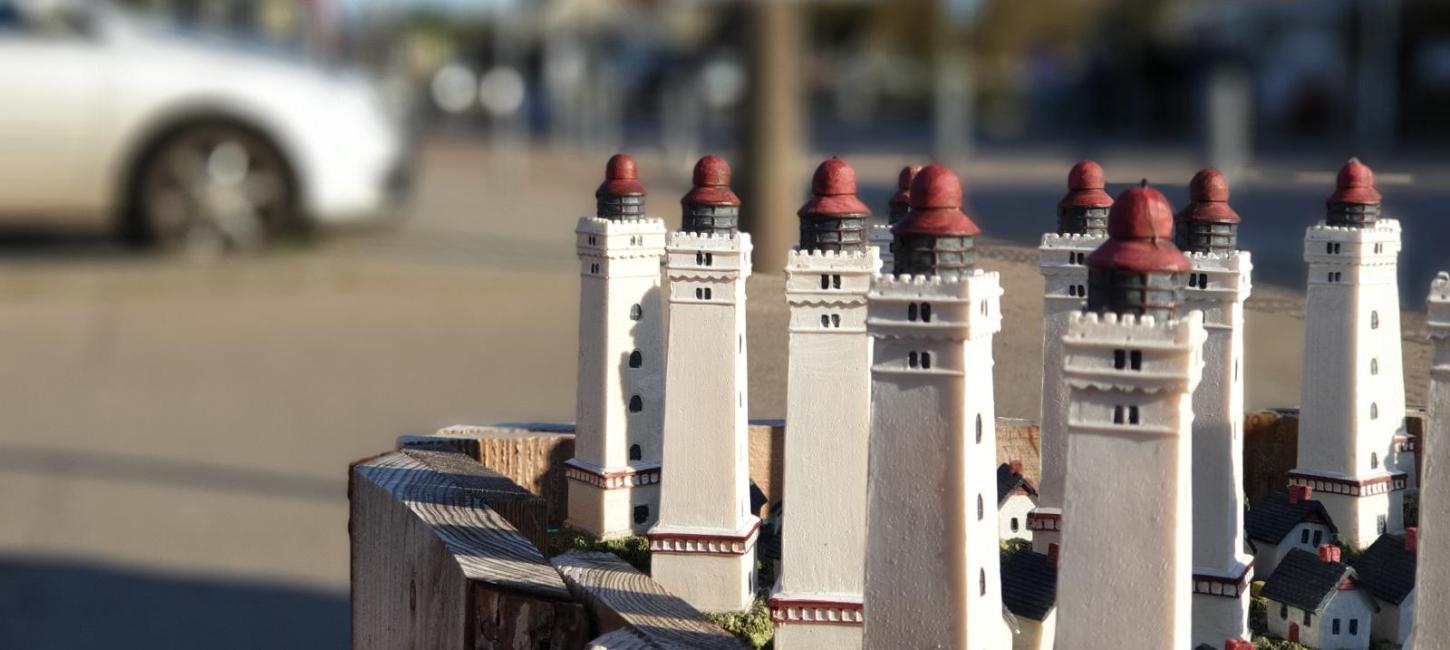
[{"x1": 0, "y1": 555, "x2": 347, "y2": 649}]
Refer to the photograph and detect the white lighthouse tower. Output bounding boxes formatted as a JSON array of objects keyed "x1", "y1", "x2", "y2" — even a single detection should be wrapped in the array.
[
  {"x1": 862, "y1": 165, "x2": 1008, "y2": 649},
  {"x1": 1289, "y1": 159, "x2": 1408, "y2": 548},
  {"x1": 1029, "y1": 160, "x2": 1112, "y2": 553},
  {"x1": 1176, "y1": 169, "x2": 1254, "y2": 645},
  {"x1": 565, "y1": 154, "x2": 666, "y2": 538},
  {"x1": 1054, "y1": 183, "x2": 1205, "y2": 650},
  {"x1": 648, "y1": 155, "x2": 758, "y2": 613},
  {"x1": 1410, "y1": 271, "x2": 1450, "y2": 646},
  {"x1": 769, "y1": 158, "x2": 878, "y2": 648}
]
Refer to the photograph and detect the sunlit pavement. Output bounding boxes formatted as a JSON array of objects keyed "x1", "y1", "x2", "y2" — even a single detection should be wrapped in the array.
[{"x1": 0, "y1": 135, "x2": 1438, "y2": 647}]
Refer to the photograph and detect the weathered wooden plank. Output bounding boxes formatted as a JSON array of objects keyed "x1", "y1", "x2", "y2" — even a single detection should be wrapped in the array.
[
  {"x1": 401, "y1": 424, "x2": 575, "y2": 526},
  {"x1": 552, "y1": 551, "x2": 744, "y2": 650},
  {"x1": 401, "y1": 448, "x2": 550, "y2": 553},
  {"x1": 350, "y1": 451, "x2": 588, "y2": 649}
]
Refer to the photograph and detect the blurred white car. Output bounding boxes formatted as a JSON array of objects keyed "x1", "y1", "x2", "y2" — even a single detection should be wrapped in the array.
[{"x1": 0, "y1": 2, "x2": 410, "y2": 251}]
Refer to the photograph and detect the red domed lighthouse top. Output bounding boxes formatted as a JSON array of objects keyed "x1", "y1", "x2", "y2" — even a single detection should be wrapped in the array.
[
  {"x1": 1059, "y1": 160, "x2": 1113, "y2": 209},
  {"x1": 799, "y1": 158, "x2": 870, "y2": 218},
  {"x1": 1178, "y1": 168, "x2": 1241, "y2": 225},
  {"x1": 893, "y1": 164, "x2": 981, "y2": 237},
  {"x1": 1327, "y1": 158, "x2": 1381, "y2": 206},
  {"x1": 682, "y1": 155, "x2": 741, "y2": 207},
  {"x1": 596, "y1": 153, "x2": 646, "y2": 198},
  {"x1": 887, "y1": 165, "x2": 923, "y2": 224},
  {"x1": 1086, "y1": 182, "x2": 1192, "y2": 273}
]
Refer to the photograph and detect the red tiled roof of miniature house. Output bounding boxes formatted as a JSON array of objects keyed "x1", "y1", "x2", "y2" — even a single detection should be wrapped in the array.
[{"x1": 798, "y1": 157, "x2": 870, "y2": 218}]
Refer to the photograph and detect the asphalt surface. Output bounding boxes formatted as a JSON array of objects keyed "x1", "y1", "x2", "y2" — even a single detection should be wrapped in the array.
[{"x1": 0, "y1": 137, "x2": 1439, "y2": 648}]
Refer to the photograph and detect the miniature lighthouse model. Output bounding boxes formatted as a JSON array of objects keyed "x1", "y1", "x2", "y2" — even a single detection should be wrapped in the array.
[
  {"x1": 1029, "y1": 161, "x2": 1112, "y2": 553},
  {"x1": 566, "y1": 154, "x2": 666, "y2": 538},
  {"x1": 1053, "y1": 183, "x2": 1205, "y2": 650},
  {"x1": 647, "y1": 156, "x2": 758, "y2": 613},
  {"x1": 1289, "y1": 160, "x2": 1408, "y2": 548},
  {"x1": 867, "y1": 165, "x2": 920, "y2": 271},
  {"x1": 1411, "y1": 271, "x2": 1450, "y2": 646},
  {"x1": 862, "y1": 165, "x2": 1008, "y2": 648},
  {"x1": 769, "y1": 159, "x2": 878, "y2": 647},
  {"x1": 1176, "y1": 169, "x2": 1254, "y2": 645}
]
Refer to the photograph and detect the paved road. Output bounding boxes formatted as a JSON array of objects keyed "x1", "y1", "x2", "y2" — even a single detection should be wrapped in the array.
[{"x1": 0, "y1": 138, "x2": 1438, "y2": 648}]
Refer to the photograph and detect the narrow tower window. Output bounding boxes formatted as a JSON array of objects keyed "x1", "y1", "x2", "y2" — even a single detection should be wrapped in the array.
[
  {"x1": 832, "y1": 274, "x2": 841, "y2": 289},
  {"x1": 629, "y1": 395, "x2": 643, "y2": 413},
  {"x1": 821, "y1": 274, "x2": 830, "y2": 290},
  {"x1": 1068, "y1": 285, "x2": 1077, "y2": 297},
  {"x1": 629, "y1": 350, "x2": 642, "y2": 368},
  {"x1": 1076, "y1": 284, "x2": 1085, "y2": 296},
  {"x1": 821, "y1": 314, "x2": 831, "y2": 328},
  {"x1": 921, "y1": 303, "x2": 932, "y2": 322},
  {"x1": 1113, "y1": 405, "x2": 1125, "y2": 424},
  {"x1": 1371, "y1": 358, "x2": 1379, "y2": 375},
  {"x1": 908, "y1": 351, "x2": 918, "y2": 368},
  {"x1": 831, "y1": 314, "x2": 841, "y2": 328},
  {"x1": 1130, "y1": 350, "x2": 1143, "y2": 370},
  {"x1": 1371, "y1": 311, "x2": 1379, "y2": 329},
  {"x1": 921, "y1": 352, "x2": 932, "y2": 369},
  {"x1": 1129, "y1": 406, "x2": 1140, "y2": 424},
  {"x1": 980, "y1": 568, "x2": 987, "y2": 597},
  {"x1": 630, "y1": 304, "x2": 643, "y2": 321},
  {"x1": 1114, "y1": 349, "x2": 1127, "y2": 369},
  {"x1": 977, "y1": 494, "x2": 984, "y2": 520},
  {"x1": 1371, "y1": 452, "x2": 1379, "y2": 469},
  {"x1": 907, "y1": 303, "x2": 918, "y2": 321},
  {"x1": 1371, "y1": 402, "x2": 1379, "y2": 420},
  {"x1": 976, "y1": 414, "x2": 983, "y2": 444},
  {"x1": 629, "y1": 444, "x2": 642, "y2": 461}
]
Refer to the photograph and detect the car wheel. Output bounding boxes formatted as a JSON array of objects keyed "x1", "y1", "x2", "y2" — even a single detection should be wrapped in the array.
[{"x1": 135, "y1": 124, "x2": 298, "y2": 256}]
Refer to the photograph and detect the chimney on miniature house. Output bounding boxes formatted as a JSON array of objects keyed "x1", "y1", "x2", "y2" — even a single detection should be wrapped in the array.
[
  {"x1": 1175, "y1": 168, "x2": 1241, "y2": 254},
  {"x1": 1048, "y1": 543, "x2": 1060, "y2": 570},
  {"x1": 1058, "y1": 160, "x2": 1113, "y2": 236},
  {"x1": 1084, "y1": 181, "x2": 1192, "y2": 320},
  {"x1": 680, "y1": 155, "x2": 741, "y2": 236},
  {"x1": 1318, "y1": 544, "x2": 1342, "y2": 563},
  {"x1": 888, "y1": 165, "x2": 922, "y2": 226},
  {"x1": 1225, "y1": 639, "x2": 1254, "y2": 650},
  {"x1": 797, "y1": 158, "x2": 870, "y2": 252},
  {"x1": 1289, "y1": 484, "x2": 1313, "y2": 504},
  {"x1": 1326, "y1": 158, "x2": 1383, "y2": 227},
  {"x1": 891, "y1": 164, "x2": 981, "y2": 279},
  {"x1": 1407, "y1": 527, "x2": 1418, "y2": 552},
  {"x1": 596, "y1": 154, "x2": 647, "y2": 221},
  {"x1": 1009, "y1": 460, "x2": 1024, "y2": 476}
]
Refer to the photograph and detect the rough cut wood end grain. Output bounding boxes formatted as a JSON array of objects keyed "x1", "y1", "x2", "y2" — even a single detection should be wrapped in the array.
[
  {"x1": 350, "y1": 451, "x2": 587, "y2": 649},
  {"x1": 401, "y1": 424, "x2": 576, "y2": 527},
  {"x1": 552, "y1": 551, "x2": 745, "y2": 650}
]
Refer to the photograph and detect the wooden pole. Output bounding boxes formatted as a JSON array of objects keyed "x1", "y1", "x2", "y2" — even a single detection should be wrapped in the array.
[{"x1": 741, "y1": 1, "x2": 805, "y2": 273}]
